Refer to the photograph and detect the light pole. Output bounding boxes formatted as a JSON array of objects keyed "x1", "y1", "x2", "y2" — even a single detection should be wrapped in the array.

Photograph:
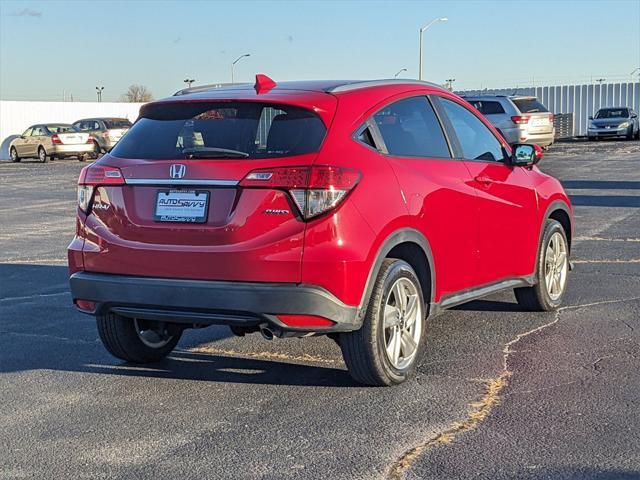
[
  {"x1": 445, "y1": 78, "x2": 456, "y2": 91},
  {"x1": 95, "y1": 86, "x2": 104, "y2": 102},
  {"x1": 419, "y1": 17, "x2": 447, "y2": 81},
  {"x1": 394, "y1": 68, "x2": 408, "y2": 78},
  {"x1": 184, "y1": 78, "x2": 195, "y2": 88},
  {"x1": 231, "y1": 54, "x2": 250, "y2": 83}
]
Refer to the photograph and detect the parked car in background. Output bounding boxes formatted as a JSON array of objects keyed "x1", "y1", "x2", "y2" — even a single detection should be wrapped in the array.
[
  {"x1": 587, "y1": 107, "x2": 639, "y2": 140},
  {"x1": 9, "y1": 124, "x2": 94, "y2": 163},
  {"x1": 72, "y1": 117, "x2": 133, "y2": 156},
  {"x1": 464, "y1": 95, "x2": 555, "y2": 148},
  {"x1": 68, "y1": 77, "x2": 573, "y2": 386}
]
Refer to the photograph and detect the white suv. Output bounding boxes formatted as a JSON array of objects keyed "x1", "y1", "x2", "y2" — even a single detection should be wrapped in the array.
[{"x1": 463, "y1": 95, "x2": 555, "y2": 148}]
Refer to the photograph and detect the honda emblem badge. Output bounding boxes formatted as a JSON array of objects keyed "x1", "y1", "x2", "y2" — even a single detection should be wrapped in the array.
[{"x1": 170, "y1": 164, "x2": 186, "y2": 179}]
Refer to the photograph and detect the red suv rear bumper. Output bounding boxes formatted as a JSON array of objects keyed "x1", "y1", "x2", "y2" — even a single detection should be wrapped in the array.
[{"x1": 69, "y1": 271, "x2": 360, "y2": 334}]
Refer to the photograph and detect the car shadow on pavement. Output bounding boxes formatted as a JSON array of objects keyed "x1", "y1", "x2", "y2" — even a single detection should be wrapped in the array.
[
  {"x1": 513, "y1": 467, "x2": 640, "y2": 480},
  {"x1": 450, "y1": 299, "x2": 523, "y2": 312},
  {"x1": 0, "y1": 263, "x2": 357, "y2": 387}
]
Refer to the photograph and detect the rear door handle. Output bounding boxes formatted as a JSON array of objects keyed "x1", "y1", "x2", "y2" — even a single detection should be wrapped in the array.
[{"x1": 474, "y1": 175, "x2": 493, "y2": 185}]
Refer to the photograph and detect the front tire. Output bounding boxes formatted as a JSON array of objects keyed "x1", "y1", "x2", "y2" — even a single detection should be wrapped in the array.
[
  {"x1": 515, "y1": 219, "x2": 569, "y2": 311},
  {"x1": 10, "y1": 147, "x2": 20, "y2": 162},
  {"x1": 97, "y1": 313, "x2": 182, "y2": 363},
  {"x1": 339, "y1": 259, "x2": 427, "y2": 386}
]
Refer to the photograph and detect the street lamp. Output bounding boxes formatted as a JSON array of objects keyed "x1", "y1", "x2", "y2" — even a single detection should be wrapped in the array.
[
  {"x1": 231, "y1": 54, "x2": 250, "y2": 83},
  {"x1": 445, "y1": 78, "x2": 456, "y2": 91},
  {"x1": 419, "y1": 17, "x2": 447, "y2": 81},
  {"x1": 394, "y1": 68, "x2": 408, "y2": 78},
  {"x1": 184, "y1": 78, "x2": 195, "y2": 88},
  {"x1": 95, "y1": 86, "x2": 104, "y2": 102}
]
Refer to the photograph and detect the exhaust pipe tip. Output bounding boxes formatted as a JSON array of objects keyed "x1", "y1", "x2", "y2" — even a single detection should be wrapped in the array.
[{"x1": 260, "y1": 326, "x2": 275, "y2": 341}]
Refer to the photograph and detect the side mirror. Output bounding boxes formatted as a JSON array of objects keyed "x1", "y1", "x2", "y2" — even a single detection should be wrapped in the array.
[
  {"x1": 588, "y1": 115, "x2": 593, "y2": 120},
  {"x1": 20, "y1": 135, "x2": 26, "y2": 139},
  {"x1": 632, "y1": 113, "x2": 638, "y2": 118},
  {"x1": 511, "y1": 144, "x2": 543, "y2": 166}
]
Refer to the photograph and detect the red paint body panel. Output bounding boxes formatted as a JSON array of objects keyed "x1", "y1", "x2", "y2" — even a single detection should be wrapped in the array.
[{"x1": 69, "y1": 80, "x2": 573, "y2": 322}]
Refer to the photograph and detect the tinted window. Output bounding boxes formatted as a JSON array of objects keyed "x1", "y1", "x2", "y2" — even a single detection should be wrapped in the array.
[
  {"x1": 595, "y1": 108, "x2": 629, "y2": 119},
  {"x1": 512, "y1": 98, "x2": 548, "y2": 113},
  {"x1": 104, "y1": 119, "x2": 132, "y2": 129},
  {"x1": 469, "y1": 100, "x2": 506, "y2": 115},
  {"x1": 32, "y1": 126, "x2": 46, "y2": 136},
  {"x1": 440, "y1": 98, "x2": 506, "y2": 162},
  {"x1": 111, "y1": 102, "x2": 326, "y2": 160},
  {"x1": 373, "y1": 96, "x2": 450, "y2": 158}
]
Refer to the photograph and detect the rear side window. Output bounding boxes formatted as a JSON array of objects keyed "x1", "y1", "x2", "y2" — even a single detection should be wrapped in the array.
[
  {"x1": 104, "y1": 119, "x2": 132, "y2": 129},
  {"x1": 373, "y1": 96, "x2": 450, "y2": 158},
  {"x1": 512, "y1": 98, "x2": 548, "y2": 113},
  {"x1": 469, "y1": 100, "x2": 506, "y2": 115},
  {"x1": 439, "y1": 98, "x2": 506, "y2": 162},
  {"x1": 110, "y1": 102, "x2": 326, "y2": 160}
]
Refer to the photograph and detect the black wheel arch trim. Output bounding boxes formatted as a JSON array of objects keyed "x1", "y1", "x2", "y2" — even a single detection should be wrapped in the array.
[
  {"x1": 541, "y1": 199, "x2": 573, "y2": 252},
  {"x1": 356, "y1": 228, "x2": 436, "y2": 322}
]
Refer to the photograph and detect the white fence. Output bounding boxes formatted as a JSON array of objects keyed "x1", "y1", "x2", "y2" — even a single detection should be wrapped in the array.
[
  {"x1": 0, "y1": 101, "x2": 144, "y2": 160},
  {"x1": 459, "y1": 82, "x2": 640, "y2": 137}
]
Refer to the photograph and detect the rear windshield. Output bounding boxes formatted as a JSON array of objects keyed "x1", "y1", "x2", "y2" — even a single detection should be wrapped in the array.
[
  {"x1": 46, "y1": 124, "x2": 76, "y2": 133},
  {"x1": 512, "y1": 98, "x2": 549, "y2": 113},
  {"x1": 104, "y1": 119, "x2": 132, "y2": 129},
  {"x1": 595, "y1": 108, "x2": 629, "y2": 119},
  {"x1": 110, "y1": 102, "x2": 326, "y2": 160},
  {"x1": 469, "y1": 100, "x2": 506, "y2": 115}
]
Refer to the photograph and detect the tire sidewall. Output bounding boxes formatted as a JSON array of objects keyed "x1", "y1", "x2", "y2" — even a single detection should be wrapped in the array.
[
  {"x1": 38, "y1": 147, "x2": 47, "y2": 162},
  {"x1": 373, "y1": 261, "x2": 427, "y2": 384},
  {"x1": 10, "y1": 147, "x2": 19, "y2": 162},
  {"x1": 537, "y1": 220, "x2": 569, "y2": 310}
]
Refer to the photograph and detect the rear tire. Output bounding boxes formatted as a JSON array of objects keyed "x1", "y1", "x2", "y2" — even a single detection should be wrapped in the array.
[
  {"x1": 514, "y1": 219, "x2": 569, "y2": 311},
  {"x1": 587, "y1": 136, "x2": 595, "y2": 141},
  {"x1": 78, "y1": 155, "x2": 86, "y2": 162},
  {"x1": 97, "y1": 312, "x2": 182, "y2": 363},
  {"x1": 10, "y1": 147, "x2": 20, "y2": 162},
  {"x1": 38, "y1": 146, "x2": 48, "y2": 163},
  {"x1": 339, "y1": 259, "x2": 427, "y2": 386},
  {"x1": 92, "y1": 141, "x2": 101, "y2": 159}
]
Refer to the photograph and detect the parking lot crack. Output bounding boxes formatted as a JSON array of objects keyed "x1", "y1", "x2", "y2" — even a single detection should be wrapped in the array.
[{"x1": 387, "y1": 295, "x2": 640, "y2": 479}]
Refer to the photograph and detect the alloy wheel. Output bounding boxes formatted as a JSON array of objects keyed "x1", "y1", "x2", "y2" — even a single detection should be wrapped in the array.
[
  {"x1": 133, "y1": 318, "x2": 174, "y2": 349},
  {"x1": 544, "y1": 231, "x2": 568, "y2": 300},
  {"x1": 383, "y1": 277, "x2": 423, "y2": 370}
]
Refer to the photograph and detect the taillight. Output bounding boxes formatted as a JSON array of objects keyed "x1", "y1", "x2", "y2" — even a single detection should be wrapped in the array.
[
  {"x1": 511, "y1": 115, "x2": 530, "y2": 124},
  {"x1": 548, "y1": 113, "x2": 555, "y2": 123},
  {"x1": 51, "y1": 134, "x2": 62, "y2": 144},
  {"x1": 77, "y1": 165, "x2": 124, "y2": 213},
  {"x1": 86, "y1": 135, "x2": 94, "y2": 144},
  {"x1": 240, "y1": 165, "x2": 361, "y2": 220}
]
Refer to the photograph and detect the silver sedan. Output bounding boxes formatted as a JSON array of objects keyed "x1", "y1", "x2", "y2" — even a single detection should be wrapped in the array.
[{"x1": 10, "y1": 124, "x2": 95, "y2": 163}]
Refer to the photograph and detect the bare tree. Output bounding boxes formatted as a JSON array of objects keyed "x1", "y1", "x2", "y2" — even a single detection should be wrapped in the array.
[{"x1": 121, "y1": 84, "x2": 153, "y2": 103}]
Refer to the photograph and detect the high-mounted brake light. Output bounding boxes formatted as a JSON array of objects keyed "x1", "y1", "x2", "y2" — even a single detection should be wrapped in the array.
[
  {"x1": 511, "y1": 115, "x2": 530, "y2": 124},
  {"x1": 51, "y1": 134, "x2": 62, "y2": 144},
  {"x1": 240, "y1": 165, "x2": 361, "y2": 220},
  {"x1": 77, "y1": 165, "x2": 124, "y2": 213}
]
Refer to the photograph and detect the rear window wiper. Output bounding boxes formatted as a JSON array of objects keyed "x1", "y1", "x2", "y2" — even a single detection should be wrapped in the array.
[{"x1": 182, "y1": 147, "x2": 249, "y2": 159}]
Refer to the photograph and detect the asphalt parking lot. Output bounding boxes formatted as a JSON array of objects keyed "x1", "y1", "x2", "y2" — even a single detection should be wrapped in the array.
[{"x1": 1, "y1": 140, "x2": 639, "y2": 480}]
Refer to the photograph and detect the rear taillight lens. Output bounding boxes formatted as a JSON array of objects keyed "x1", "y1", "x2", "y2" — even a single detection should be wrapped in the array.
[
  {"x1": 240, "y1": 165, "x2": 361, "y2": 220},
  {"x1": 548, "y1": 113, "x2": 555, "y2": 123},
  {"x1": 51, "y1": 134, "x2": 62, "y2": 144},
  {"x1": 77, "y1": 165, "x2": 124, "y2": 213},
  {"x1": 86, "y1": 135, "x2": 94, "y2": 144},
  {"x1": 511, "y1": 115, "x2": 530, "y2": 124}
]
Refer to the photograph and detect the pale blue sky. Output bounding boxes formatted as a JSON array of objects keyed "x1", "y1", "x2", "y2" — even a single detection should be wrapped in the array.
[{"x1": 1, "y1": 0, "x2": 639, "y2": 102}]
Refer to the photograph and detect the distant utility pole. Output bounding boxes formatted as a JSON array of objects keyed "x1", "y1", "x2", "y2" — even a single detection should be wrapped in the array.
[
  {"x1": 595, "y1": 78, "x2": 606, "y2": 84},
  {"x1": 184, "y1": 78, "x2": 195, "y2": 88},
  {"x1": 394, "y1": 68, "x2": 407, "y2": 78},
  {"x1": 445, "y1": 78, "x2": 456, "y2": 91},
  {"x1": 95, "y1": 86, "x2": 104, "y2": 102}
]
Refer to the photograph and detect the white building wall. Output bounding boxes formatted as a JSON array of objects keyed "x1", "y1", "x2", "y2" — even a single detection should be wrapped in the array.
[{"x1": 0, "y1": 101, "x2": 144, "y2": 159}]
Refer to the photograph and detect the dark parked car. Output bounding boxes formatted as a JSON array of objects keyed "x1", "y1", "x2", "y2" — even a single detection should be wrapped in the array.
[{"x1": 588, "y1": 107, "x2": 639, "y2": 140}]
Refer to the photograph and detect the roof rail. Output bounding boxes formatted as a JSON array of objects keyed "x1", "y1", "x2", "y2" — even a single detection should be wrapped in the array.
[
  {"x1": 325, "y1": 79, "x2": 443, "y2": 93},
  {"x1": 173, "y1": 82, "x2": 251, "y2": 96}
]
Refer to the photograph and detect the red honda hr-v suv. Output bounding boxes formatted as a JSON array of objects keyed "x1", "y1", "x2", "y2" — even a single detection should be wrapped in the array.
[{"x1": 68, "y1": 76, "x2": 573, "y2": 386}]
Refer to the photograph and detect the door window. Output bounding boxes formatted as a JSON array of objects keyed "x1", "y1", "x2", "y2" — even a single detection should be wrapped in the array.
[
  {"x1": 373, "y1": 96, "x2": 450, "y2": 158},
  {"x1": 22, "y1": 128, "x2": 33, "y2": 137},
  {"x1": 32, "y1": 126, "x2": 45, "y2": 136},
  {"x1": 439, "y1": 98, "x2": 506, "y2": 162}
]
